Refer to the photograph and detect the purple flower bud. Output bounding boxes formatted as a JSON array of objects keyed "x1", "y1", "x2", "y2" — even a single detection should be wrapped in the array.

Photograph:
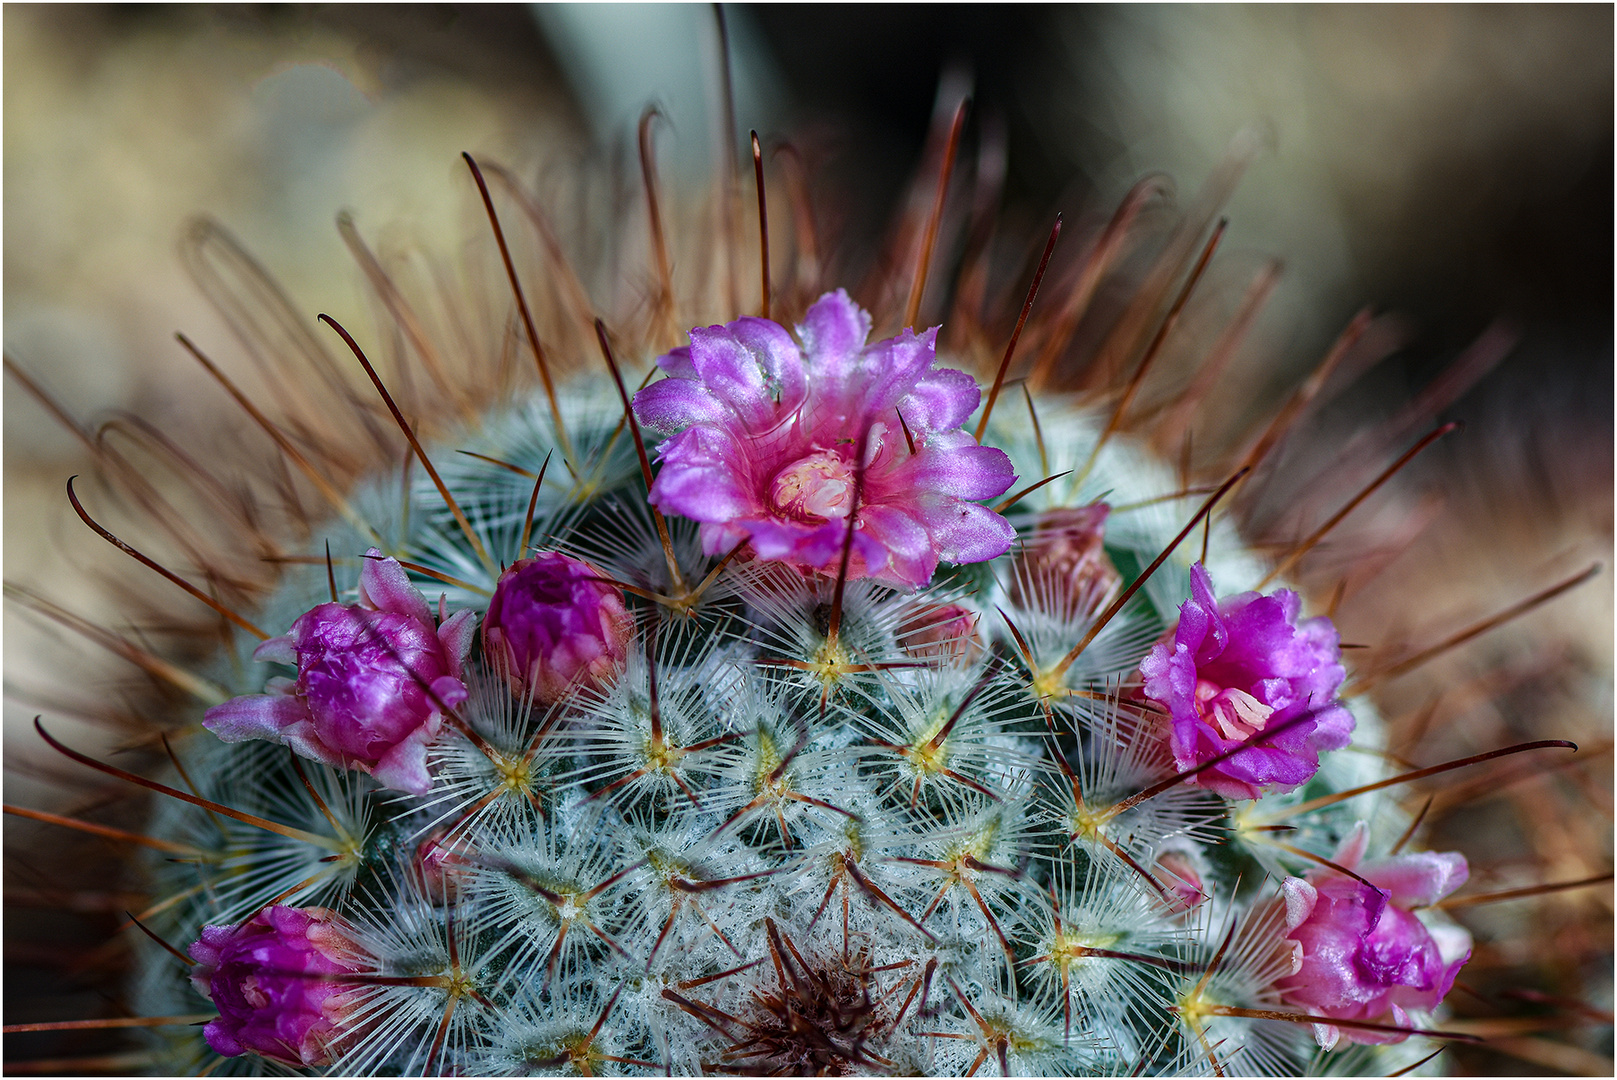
[
  {"x1": 631, "y1": 289, "x2": 1017, "y2": 589},
  {"x1": 1276, "y1": 824, "x2": 1472, "y2": 1049},
  {"x1": 1138, "y1": 562, "x2": 1354, "y2": 800},
  {"x1": 482, "y1": 552, "x2": 634, "y2": 704},
  {"x1": 187, "y1": 905, "x2": 369, "y2": 1068},
  {"x1": 203, "y1": 550, "x2": 477, "y2": 795},
  {"x1": 1008, "y1": 503, "x2": 1121, "y2": 620}
]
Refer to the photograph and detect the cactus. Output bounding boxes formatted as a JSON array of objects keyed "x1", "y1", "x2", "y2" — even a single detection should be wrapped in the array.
[{"x1": 10, "y1": 100, "x2": 1601, "y2": 1078}]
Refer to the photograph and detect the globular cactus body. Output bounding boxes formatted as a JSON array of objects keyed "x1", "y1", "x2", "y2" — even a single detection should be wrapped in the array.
[
  {"x1": 119, "y1": 281, "x2": 1473, "y2": 1077},
  {"x1": 19, "y1": 102, "x2": 1590, "y2": 1078}
]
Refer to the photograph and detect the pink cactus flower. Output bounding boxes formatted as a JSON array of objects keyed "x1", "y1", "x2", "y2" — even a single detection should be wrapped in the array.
[
  {"x1": 1277, "y1": 824, "x2": 1472, "y2": 1049},
  {"x1": 482, "y1": 552, "x2": 634, "y2": 704},
  {"x1": 203, "y1": 550, "x2": 477, "y2": 795},
  {"x1": 1138, "y1": 562, "x2": 1353, "y2": 800},
  {"x1": 632, "y1": 289, "x2": 1016, "y2": 588},
  {"x1": 188, "y1": 905, "x2": 369, "y2": 1067}
]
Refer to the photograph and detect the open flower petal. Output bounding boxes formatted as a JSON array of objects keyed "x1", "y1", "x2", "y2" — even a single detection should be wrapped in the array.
[
  {"x1": 633, "y1": 376, "x2": 732, "y2": 436},
  {"x1": 357, "y1": 546, "x2": 432, "y2": 626}
]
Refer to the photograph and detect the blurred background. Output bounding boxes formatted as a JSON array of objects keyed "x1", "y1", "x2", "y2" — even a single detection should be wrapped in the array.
[{"x1": 5, "y1": 5, "x2": 1611, "y2": 1073}]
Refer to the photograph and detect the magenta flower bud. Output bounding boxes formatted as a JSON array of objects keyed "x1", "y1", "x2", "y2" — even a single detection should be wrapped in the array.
[
  {"x1": 1276, "y1": 825, "x2": 1472, "y2": 1049},
  {"x1": 1138, "y1": 562, "x2": 1354, "y2": 800},
  {"x1": 895, "y1": 601, "x2": 984, "y2": 665},
  {"x1": 481, "y1": 552, "x2": 634, "y2": 704},
  {"x1": 203, "y1": 550, "x2": 477, "y2": 795},
  {"x1": 1009, "y1": 503, "x2": 1121, "y2": 620},
  {"x1": 187, "y1": 905, "x2": 369, "y2": 1068},
  {"x1": 632, "y1": 289, "x2": 1017, "y2": 589}
]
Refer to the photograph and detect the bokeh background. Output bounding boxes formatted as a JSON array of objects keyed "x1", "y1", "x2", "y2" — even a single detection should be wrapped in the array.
[{"x1": 5, "y1": 5, "x2": 1611, "y2": 1074}]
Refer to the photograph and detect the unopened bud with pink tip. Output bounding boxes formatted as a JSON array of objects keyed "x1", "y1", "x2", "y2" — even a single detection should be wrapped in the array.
[
  {"x1": 895, "y1": 601, "x2": 983, "y2": 665},
  {"x1": 188, "y1": 905, "x2": 370, "y2": 1068},
  {"x1": 482, "y1": 552, "x2": 635, "y2": 704},
  {"x1": 1153, "y1": 847, "x2": 1209, "y2": 914},
  {"x1": 202, "y1": 550, "x2": 477, "y2": 795},
  {"x1": 414, "y1": 827, "x2": 476, "y2": 904},
  {"x1": 1009, "y1": 503, "x2": 1121, "y2": 622}
]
